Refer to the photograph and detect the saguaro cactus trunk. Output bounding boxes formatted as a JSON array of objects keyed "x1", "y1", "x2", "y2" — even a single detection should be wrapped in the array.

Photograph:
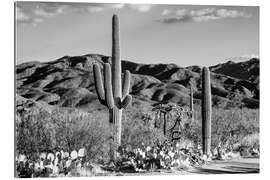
[
  {"x1": 201, "y1": 67, "x2": 212, "y2": 157},
  {"x1": 112, "y1": 14, "x2": 122, "y2": 149},
  {"x1": 93, "y1": 15, "x2": 132, "y2": 161}
]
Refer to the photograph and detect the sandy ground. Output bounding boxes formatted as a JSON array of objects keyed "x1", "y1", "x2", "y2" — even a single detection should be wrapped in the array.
[{"x1": 109, "y1": 157, "x2": 259, "y2": 176}]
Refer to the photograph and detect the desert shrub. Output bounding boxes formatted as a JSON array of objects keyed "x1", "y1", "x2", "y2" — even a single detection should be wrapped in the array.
[
  {"x1": 179, "y1": 118, "x2": 201, "y2": 145},
  {"x1": 122, "y1": 100, "x2": 172, "y2": 148},
  {"x1": 175, "y1": 138, "x2": 195, "y2": 149},
  {"x1": 240, "y1": 133, "x2": 259, "y2": 149},
  {"x1": 16, "y1": 107, "x2": 111, "y2": 162},
  {"x1": 121, "y1": 117, "x2": 166, "y2": 148},
  {"x1": 153, "y1": 104, "x2": 260, "y2": 152},
  {"x1": 50, "y1": 109, "x2": 110, "y2": 160},
  {"x1": 183, "y1": 106, "x2": 259, "y2": 151},
  {"x1": 211, "y1": 107, "x2": 259, "y2": 149},
  {"x1": 16, "y1": 109, "x2": 55, "y2": 155}
]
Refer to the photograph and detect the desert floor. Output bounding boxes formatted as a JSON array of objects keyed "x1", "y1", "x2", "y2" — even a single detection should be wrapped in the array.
[{"x1": 109, "y1": 157, "x2": 259, "y2": 176}]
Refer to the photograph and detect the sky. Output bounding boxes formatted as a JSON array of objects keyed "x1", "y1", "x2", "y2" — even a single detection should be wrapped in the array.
[{"x1": 15, "y1": 2, "x2": 259, "y2": 66}]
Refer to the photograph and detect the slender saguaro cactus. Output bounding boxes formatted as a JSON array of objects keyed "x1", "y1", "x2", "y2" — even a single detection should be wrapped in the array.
[
  {"x1": 190, "y1": 85, "x2": 194, "y2": 112},
  {"x1": 201, "y1": 67, "x2": 212, "y2": 157},
  {"x1": 93, "y1": 14, "x2": 132, "y2": 160},
  {"x1": 163, "y1": 112, "x2": 167, "y2": 135}
]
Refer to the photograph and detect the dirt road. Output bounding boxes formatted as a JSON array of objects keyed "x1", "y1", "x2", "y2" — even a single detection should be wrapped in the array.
[
  {"x1": 113, "y1": 158, "x2": 259, "y2": 176},
  {"x1": 187, "y1": 157, "x2": 259, "y2": 174}
]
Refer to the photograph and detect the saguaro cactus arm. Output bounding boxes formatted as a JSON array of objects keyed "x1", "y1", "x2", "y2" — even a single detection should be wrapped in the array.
[
  {"x1": 93, "y1": 64, "x2": 106, "y2": 106},
  {"x1": 115, "y1": 70, "x2": 131, "y2": 109},
  {"x1": 122, "y1": 70, "x2": 131, "y2": 97},
  {"x1": 120, "y1": 95, "x2": 132, "y2": 109},
  {"x1": 115, "y1": 94, "x2": 132, "y2": 109},
  {"x1": 104, "y1": 63, "x2": 115, "y2": 109}
]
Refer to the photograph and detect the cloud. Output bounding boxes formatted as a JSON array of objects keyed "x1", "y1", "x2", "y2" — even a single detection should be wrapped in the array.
[
  {"x1": 16, "y1": 2, "x2": 155, "y2": 26},
  {"x1": 16, "y1": 6, "x2": 30, "y2": 22},
  {"x1": 162, "y1": 9, "x2": 171, "y2": 16},
  {"x1": 15, "y1": 2, "x2": 129, "y2": 26},
  {"x1": 16, "y1": 2, "x2": 69, "y2": 26},
  {"x1": 16, "y1": 5, "x2": 45, "y2": 26},
  {"x1": 85, "y1": 3, "x2": 125, "y2": 13},
  {"x1": 190, "y1": 8, "x2": 215, "y2": 17},
  {"x1": 127, "y1": 4, "x2": 154, "y2": 12},
  {"x1": 34, "y1": 5, "x2": 67, "y2": 18},
  {"x1": 86, "y1": 6, "x2": 105, "y2": 13},
  {"x1": 175, "y1": 9, "x2": 187, "y2": 16},
  {"x1": 86, "y1": 3, "x2": 154, "y2": 13},
  {"x1": 216, "y1": 9, "x2": 251, "y2": 18},
  {"x1": 160, "y1": 7, "x2": 252, "y2": 24},
  {"x1": 161, "y1": 15, "x2": 192, "y2": 23},
  {"x1": 106, "y1": 3, "x2": 125, "y2": 9}
]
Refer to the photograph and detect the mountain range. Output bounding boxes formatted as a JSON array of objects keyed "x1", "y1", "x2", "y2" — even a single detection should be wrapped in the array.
[{"x1": 16, "y1": 54, "x2": 259, "y2": 113}]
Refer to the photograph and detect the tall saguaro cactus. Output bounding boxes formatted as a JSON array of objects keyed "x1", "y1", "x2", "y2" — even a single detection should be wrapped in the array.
[
  {"x1": 201, "y1": 67, "x2": 212, "y2": 157},
  {"x1": 93, "y1": 15, "x2": 132, "y2": 160}
]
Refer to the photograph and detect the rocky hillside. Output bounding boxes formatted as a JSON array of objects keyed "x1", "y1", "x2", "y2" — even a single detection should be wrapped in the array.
[
  {"x1": 16, "y1": 54, "x2": 259, "y2": 111},
  {"x1": 210, "y1": 58, "x2": 259, "y2": 83}
]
